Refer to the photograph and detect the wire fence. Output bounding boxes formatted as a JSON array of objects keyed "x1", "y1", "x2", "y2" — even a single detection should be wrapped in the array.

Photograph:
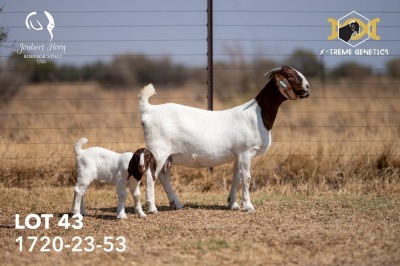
[{"x1": 0, "y1": 3, "x2": 399, "y2": 164}]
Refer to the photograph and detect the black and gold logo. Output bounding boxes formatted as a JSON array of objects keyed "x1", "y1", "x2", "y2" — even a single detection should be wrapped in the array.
[{"x1": 328, "y1": 11, "x2": 380, "y2": 47}]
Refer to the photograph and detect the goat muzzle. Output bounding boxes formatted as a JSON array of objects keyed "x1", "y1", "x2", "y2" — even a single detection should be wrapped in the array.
[
  {"x1": 299, "y1": 92, "x2": 310, "y2": 99},
  {"x1": 298, "y1": 85, "x2": 310, "y2": 99},
  {"x1": 139, "y1": 166, "x2": 146, "y2": 173}
]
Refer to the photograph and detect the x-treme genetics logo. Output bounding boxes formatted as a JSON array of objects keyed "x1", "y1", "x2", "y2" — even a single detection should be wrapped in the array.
[{"x1": 320, "y1": 11, "x2": 389, "y2": 56}]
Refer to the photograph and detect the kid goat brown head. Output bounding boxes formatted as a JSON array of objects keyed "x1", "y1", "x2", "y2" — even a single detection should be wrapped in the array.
[{"x1": 128, "y1": 148, "x2": 157, "y2": 182}]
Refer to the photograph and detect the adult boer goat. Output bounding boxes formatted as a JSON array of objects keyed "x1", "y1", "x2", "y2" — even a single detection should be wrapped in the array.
[{"x1": 139, "y1": 66, "x2": 310, "y2": 212}]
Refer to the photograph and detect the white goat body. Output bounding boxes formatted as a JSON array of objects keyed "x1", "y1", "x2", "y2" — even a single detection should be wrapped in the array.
[
  {"x1": 142, "y1": 101, "x2": 270, "y2": 168},
  {"x1": 72, "y1": 138, "x2": 157, "y2": 219},
  {"x1": 139, "y1": 66, "x2": 310, "y2": 211}
]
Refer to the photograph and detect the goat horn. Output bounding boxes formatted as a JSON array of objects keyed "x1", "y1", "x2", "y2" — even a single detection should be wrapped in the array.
[{"x1": 263, "y1": 68, "x2": 282, "y2": 78}]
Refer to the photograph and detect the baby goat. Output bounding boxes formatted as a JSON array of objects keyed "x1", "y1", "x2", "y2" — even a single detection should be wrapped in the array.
[
  {"x1": 139, "y1": 66, "x2": 310, "y2": 212},
  {"x1": 72, "y1": 138, "x2": 157, "y2": 219}
]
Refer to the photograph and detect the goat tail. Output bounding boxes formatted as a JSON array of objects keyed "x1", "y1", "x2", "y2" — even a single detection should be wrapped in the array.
[
  {"x1": 74, "y1": 138, "x2": 88, "y2": 156},
  {"x1": 139, "y1": 83, "x2": 157, "y2": 111}
]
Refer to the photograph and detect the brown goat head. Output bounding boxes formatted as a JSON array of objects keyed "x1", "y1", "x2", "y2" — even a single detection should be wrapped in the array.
[
  {"x1": 128, "y1": 148, "x2": 157, "y2": 182},
  {"x1": 266, "y1": 66, "x2": 310, "y2": 100}
]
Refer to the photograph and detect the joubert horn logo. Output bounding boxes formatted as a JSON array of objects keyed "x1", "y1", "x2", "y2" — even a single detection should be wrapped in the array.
[
  {"x1": 328, "y1": 11, "x2": 380, "y2": 47},
  {"x1": 25, "y1": 11, "x2": 55, "y2": 42}
]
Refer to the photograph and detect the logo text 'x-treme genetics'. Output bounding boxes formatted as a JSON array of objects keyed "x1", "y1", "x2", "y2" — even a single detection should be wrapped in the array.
[{"x1": 327, "y1": 11, "x2": 380, "y2": 47}]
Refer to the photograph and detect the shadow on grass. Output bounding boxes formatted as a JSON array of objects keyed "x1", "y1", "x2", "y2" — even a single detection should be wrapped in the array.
[
  {"x1": 0, "y1": 224, "x2": 14, "y2": 229},
  {"x1": 5, "y1": 203, "x2": 230, "y2": 224},
  {"x1": 52, "y1": 211, "x2": 117, "y2": 220},
  {"x1": 86, "y1": 203, "x2": 228, "y2": 220},
  {"x1": 85, "y1": 206, "x2": 175, "y2": 220},
  {"x1": 182, "y1": 203, "x2": 228, "y2": 211}
]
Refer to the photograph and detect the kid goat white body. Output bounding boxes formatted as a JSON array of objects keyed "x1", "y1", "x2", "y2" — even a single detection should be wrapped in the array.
[
  {"x1": 139, "y1": 66, "x2": 310, "y2": 211},
  {"x1": 72, "y1": 138, "x2": 157, "y2": 219}
]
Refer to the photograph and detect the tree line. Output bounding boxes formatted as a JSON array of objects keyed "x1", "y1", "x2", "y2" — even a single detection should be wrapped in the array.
[{"x1": 1, "y1": 49, "x2": 400, "y2": 102}]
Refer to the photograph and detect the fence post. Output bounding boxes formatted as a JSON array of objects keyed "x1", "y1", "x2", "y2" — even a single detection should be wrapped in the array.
[
  {"x1": 207, "y1": 0, "x2": 213, "y2": 174},
  {"x1": 207, "y1": 0, "x2": 213, "y2": 111}
]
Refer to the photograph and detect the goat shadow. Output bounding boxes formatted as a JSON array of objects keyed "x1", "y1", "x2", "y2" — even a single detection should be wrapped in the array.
[
  {"x1": 183, "y1": 203, "x2": 228, "y2": 211},
  {"x1": 84, "y1": 203, "x2": 229, "y2": 220},
  {"x1": 57, "y1": 203, "x2": 230, "y2": 221},
  {"x1": 79, "y1": 206, "x2": 172, "y2": 220},
  {"x1": 8, "y1": 203, "x2": 230, "y2": 224},
  {"x1": 55, "y1": 211, "x2": 116, "y2": 220}
]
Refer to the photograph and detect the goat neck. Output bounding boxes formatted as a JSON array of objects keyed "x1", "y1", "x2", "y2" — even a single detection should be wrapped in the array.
[{"x1": 255, "y1": 79, "x2": 287, "y2": 131}]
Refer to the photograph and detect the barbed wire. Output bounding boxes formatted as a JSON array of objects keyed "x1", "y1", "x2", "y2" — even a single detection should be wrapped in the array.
[
  {"x1": 0, "y1": 125, "x2": 397, "y2": 130},
  {"x1": 3, "y1": 24, "x2": 400, "y2": 28},
  {"x1": 0, "y1": 154, "x2": 398, "y2": 161},
  {"x1": 0, "y1": 140, "x2": 398, "y2": 144},
  {"x1": 0, "y1": 111, "x2": 398, "y2": 116},
  {"x1": 0, "y1": 81, "x2": 400, "y2": 88},
  {"x1": 0, "y1": 96, "x2": 399, "y2": 101},
  {"x1": 3, "y1": 67, "x2": 400, "y2": 73},
  {"x1": 2, "y1": 53, "x2": 398, "y2": 60},
  {"x1": 2, "y1": 10, "x2": 400, "y2": 14}
]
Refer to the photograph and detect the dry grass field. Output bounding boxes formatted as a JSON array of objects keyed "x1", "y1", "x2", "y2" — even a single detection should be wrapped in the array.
[
  {"x1": 0, "y1": 188, "x2": 399, "y2": 265},
  {"x1": 0, "y1": 78, "x2": 399, "y2": 265}
]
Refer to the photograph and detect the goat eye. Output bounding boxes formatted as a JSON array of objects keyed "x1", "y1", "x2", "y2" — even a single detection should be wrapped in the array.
[{"x1": 287, "y1": 75, "x2": 298, "y2": 83}]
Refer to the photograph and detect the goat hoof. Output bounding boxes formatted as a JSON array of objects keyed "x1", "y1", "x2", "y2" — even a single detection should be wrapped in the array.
[
  {"x1": 229, "y1": 202, "x2": 241, "y2": 210},
  {"x1": 171, "y1": 201, "x2": 184, "y2": 210},
  {"x1": 117, "y1": 213, "x2": 128, "y2": 219},
  {"x1": 146, "y1": 201, "x2": 158, "y2": 214},
  {"x1": 72, "y1": 211, "x2": 86, "y2": 217},
  {"x1": 137, "y1": 212, "x2": 147, "y2": 219},
  {"x1": 243, "y1": 203, "x2": 255, "y2": 212},
  {"x1": 148, "y1": 207, "x2": 158, "y2": 214},
  {"x1": 175, "y1": 204, "x2": 184, "y2": 210}
]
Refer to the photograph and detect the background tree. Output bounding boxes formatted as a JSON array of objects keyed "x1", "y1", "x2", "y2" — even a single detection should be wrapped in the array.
[
  {"x1": 0, "y1": 5, "x2": 24, "y2": 103},
  {"x1": 386, "y1": 58, "x2": 400, "y2": 78},
  {"x1": 330, "y1": 61, "x2": 372, "y2": 79},
  {"x1": 0, "y1": 4, "x2": 5, "y2": 39},
  {"x1": 285, "y1": 49, "x2": 321, "y2": 77}
]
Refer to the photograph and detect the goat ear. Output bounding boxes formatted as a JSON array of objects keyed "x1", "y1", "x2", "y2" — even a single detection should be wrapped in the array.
[
  {"x1": 273, "y1": 72, "x2": 299, "y2": 100},
  {"x1": 127, "y1": 154, "x2": 138, "y2": 180},
  {"x1": 150, "y1": 156, "x2": 157, "y2": 181}
]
